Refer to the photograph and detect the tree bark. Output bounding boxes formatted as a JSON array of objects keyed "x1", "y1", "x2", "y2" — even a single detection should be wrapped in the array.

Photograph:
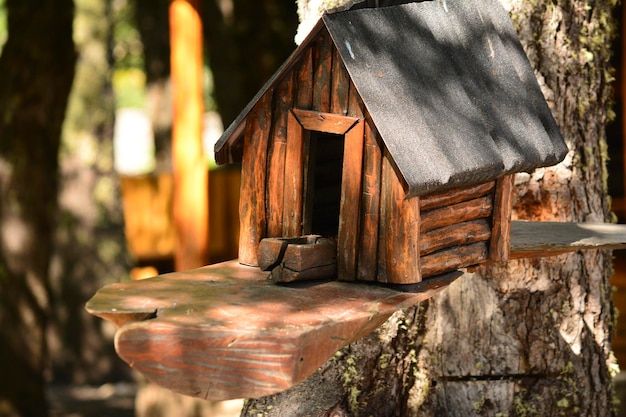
[
  {"x1": 242, "y1": 1, "x2": 618, "y2": 416},
  {"x1": 0, "y1": 0, "x2": 76, "y2": 415}
]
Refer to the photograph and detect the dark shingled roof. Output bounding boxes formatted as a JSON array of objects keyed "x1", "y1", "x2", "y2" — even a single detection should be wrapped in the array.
[{"x1": 215, "y1": 0, "x2": 567, "y2": 197}]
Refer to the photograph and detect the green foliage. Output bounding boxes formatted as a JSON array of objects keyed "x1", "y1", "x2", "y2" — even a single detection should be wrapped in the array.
[
  {"x1": 112, "y1": 68, "x2": 145, "y2": 109},
  {"x1": 0, "y1": 0, "x2": 6, "y2": 54},
  {"x1": 111, "y1": 0, "x2": 145, "y2": 108},
  {"x1": 112, "y1": 0, "x2": 143, "y2": 71}
]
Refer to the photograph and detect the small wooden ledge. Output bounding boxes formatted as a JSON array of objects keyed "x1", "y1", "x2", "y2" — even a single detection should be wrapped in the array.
[{"x1": 86, "y1": 261, "x2": 459, "y2": 401}]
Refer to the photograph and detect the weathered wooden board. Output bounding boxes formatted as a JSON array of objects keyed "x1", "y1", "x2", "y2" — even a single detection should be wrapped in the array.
[
  {"x1": 86, "y1": 261, "x2": 459, "y2": 401},
  {"x1": 266, "y1": 72, "x2": 294, "y2": 237},
  {"x1": 283, "y1": 111, "x2": 305, "y2": 237},
  {"x1": 238, "y1": 92, "x2": 273, "y2": 266},
  {"x1": 510, "y1": 221, "x2": 626, "y2": 257},
  {"x1": 357, "y1": 119, "x2": 382, "y2": 282},
  {"x1": 337, "y1": 120, "x2": 364, "y2": 281},
  {"x1": 313, "y1": 30, "x2": 332, "y2": 112},
  {"x1": 419, "y1": 181, "x2": 495, "y2": 211},
  {"x1": 421, "y1": 241, "x2": 489, "y2": 277},
  {"x1": 420, "y1": 218, "x2": 492, "y2": 256},
  {"x1": 292, "y1": 108, "x2": 359, "y2": 135},
  {"x1": 421, "y1": 195, "x2": 493, "y2": 233}
]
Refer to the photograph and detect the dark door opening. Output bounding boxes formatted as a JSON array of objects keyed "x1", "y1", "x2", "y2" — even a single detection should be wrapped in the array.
[{"x1": 304, "y1": 131, "x2": 344, "y2": 237}]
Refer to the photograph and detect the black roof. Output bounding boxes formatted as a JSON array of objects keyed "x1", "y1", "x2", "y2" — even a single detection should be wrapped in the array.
[{"x1": 215, "y1": 0, "x2": 567, "y2": 197}]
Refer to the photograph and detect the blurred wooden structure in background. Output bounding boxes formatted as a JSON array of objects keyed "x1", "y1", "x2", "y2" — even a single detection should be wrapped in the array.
[
  {"x1": 170, "y1": 0, "x2": 208, "y2": 270},
  {"x1": 120, "y1": 168, "x2": 240, "y2": 274}
]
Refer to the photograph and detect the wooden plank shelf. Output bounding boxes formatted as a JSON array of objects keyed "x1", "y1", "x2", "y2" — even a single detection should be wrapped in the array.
[
  {"x1": 86, "y1": 261, "x2": 459, "y2": 401},
  {"x1": 85, "y1": 221, "x2": 626, "y2": 401},
  {"x1": 510, "y1": 221, "x2": 626, "y2": 258}
]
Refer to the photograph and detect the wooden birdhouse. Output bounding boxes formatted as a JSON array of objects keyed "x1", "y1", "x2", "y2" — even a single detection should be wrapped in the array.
[
  {"x1": 87, "y1": 0, "x2": 626, "y2": 402},
  {"x1": 214, "y1": 0, "x2": 568, "y2": 284}
]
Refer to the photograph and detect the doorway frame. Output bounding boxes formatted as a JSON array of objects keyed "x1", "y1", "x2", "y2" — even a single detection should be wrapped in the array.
[{"x1": 285, "y1": 108, "x2": 364, "y2": 280}]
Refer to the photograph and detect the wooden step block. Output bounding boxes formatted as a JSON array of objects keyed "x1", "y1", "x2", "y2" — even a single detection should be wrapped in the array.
[{"x1": 257, "y1": 235, "x2": 337, "y2": 282}]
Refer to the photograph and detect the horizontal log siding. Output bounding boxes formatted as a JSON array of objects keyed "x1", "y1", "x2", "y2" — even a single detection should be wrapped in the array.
[{"x1": 418, "y1": 182, "x2": 497, "y2": 277}]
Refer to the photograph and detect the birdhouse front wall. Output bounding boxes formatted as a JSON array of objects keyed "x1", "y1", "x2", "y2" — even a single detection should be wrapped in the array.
[
  {"x1": 236, "y1": 29, "x2": 513, "y2": 284},
  {"x1": 237, "y1": 30, "x2": 370, "y2": 276}
]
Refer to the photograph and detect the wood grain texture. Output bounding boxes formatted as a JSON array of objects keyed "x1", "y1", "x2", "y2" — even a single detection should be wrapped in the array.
[
  {"x1": 509, "y1": 221, "x2": 626, "y2": 258},
  {"x1": 331, "y1": 47, "x2": 350, "y2": 115},
  {"x1": 384, "y1": 158, "x2": 421, "y2": 284},
  {"x1": 267, "y1": 73, "x2": 294, "y2": 237},
  {"x1": 238, "y1": 92, "x2": 273, "y2": 265},
  {"x1": 313, "y1": 31, "x2": 332, "y2": 112},
  {"x1": 420, "y1": 241, "x2": 489, "y2": 277},
  {"x1": 421, "y1": 195, "x2": 493, "y2": 233},
  {"x1": 294, "y1": 49, "x2": 314, "y2": 235},
  {"x1": 292, "y1": 108, "x2": 359, "y2": 135},
  {"x1": 347, "y1": 79, "x2": 365, "y2": 119},
  {"x1": 337, "y1": 120, "x2": 365, "y2": 281},
  {"x1": 296, "y1": 48, "x2": 313, "y2": 109},
  {"x1": 357, "y1": 120, "x2": 382, "y2": 281},
  {"x1": 257, "y1": 236, "x2": 337, "y2": 283},
  {"x1": 283, "y1": 111, "x2": 305, "y2": 237},
  {"x1": 84, "y1": 221, "x2": 626, "y2": 402},
  {"x1": 257, "y1": 238, "x2": 289, "y2": 271},
  {"x1": 420, "y1": 218, "x2": 492, "y2": 256},
  {"x1": 419, "y1": 182, "x2": 495, "y2": 211},
  {"x1": 377, "y1": 153, "x2": 393, "y2": 283},
  {"x1": 489, "y1": 175, "x2": 514, "y2": 262},
  {"x1": 85, "y1": 261, "x2": 458, "y2": 401}
]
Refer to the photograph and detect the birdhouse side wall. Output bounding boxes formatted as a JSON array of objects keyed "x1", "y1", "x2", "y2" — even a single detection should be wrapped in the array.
[{"x1": 360, "y1": 165, "x2": 514, "y2": 283}]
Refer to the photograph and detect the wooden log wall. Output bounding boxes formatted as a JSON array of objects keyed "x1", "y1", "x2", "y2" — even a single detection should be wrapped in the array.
[
  {"x1": 237, "y1": 27, "x2": 513, "y2": 282},
  {"x1": 418, "y1": 183, "x2": 494, "y2": 277},
  {"x1": 239, "y1": 30, "x2": 367, "y2": 269}
]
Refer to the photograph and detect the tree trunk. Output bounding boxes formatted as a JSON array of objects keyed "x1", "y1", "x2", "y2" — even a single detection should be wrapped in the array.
[
  {"x1": 0, "y1": 0, "x2": 76, "y2": 415},
  {"x1": 242, "y1": 1, "x2": 618, "y2": 416},
  {"x1": 48, "y1": 0, "x2": 132, "y2": 385}
]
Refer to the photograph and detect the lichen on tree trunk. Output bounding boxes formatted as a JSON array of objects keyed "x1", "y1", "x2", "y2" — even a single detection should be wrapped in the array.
[{"x1": 241, "y1": 0, "x2": 619, "y2": 416}]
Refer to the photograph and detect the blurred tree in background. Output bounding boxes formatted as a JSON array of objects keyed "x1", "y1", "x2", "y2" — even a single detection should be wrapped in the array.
[
  {"x1": 0, "y1": 1, "x2": 298, "y2": 416},
  {"x1": 0, "y1": 0, "x2": 77, "y2": 415},
  {"x1": 50, "y1": 0, "x2": 132, "y2": 386}
]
